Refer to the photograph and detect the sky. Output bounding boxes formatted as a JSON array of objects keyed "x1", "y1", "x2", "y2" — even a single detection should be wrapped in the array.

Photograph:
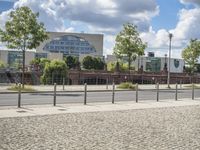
[{"x1": 0, "y1": 0, "x2": 200, "y2": 59}]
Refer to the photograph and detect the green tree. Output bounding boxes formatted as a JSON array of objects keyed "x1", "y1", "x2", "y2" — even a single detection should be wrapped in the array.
[
  {"x1": 113, "y1": 23, "x2": 146, "y2": 70},
  {"x1": 107, "y1": 61, "x2": 135, "y2": 72},
  {"x1": 41, "y1": 60, "x2": 67, "y2": 84},
  {"x1": 82, "y1": 56, "x2": 105, "y2": 70},
  {"x1": 0, "y1": 6, "x2": 48, "y2": 88},
  {"x1": 64, "y1": 55, "x2": 79, "y2": 69},
  {"x1": 93, "y1": 57, "x2": 105, "y2": 70},
  {"x1": 82, "y1": 56, "x2": 94, "y2": 69},
  {"x1": 30, "y1": 58, "x2": 50, "y2": 71},
  {"x1": 182, "y1": 39, "x2": 200, "y2": 74}
]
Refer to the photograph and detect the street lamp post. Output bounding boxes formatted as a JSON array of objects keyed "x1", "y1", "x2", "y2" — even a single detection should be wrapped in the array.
[{"x1": 167, "y1": 33, "x2": 173, "y2": 88}]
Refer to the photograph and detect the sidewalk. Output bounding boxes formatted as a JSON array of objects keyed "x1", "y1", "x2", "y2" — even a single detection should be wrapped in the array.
[
  {"x1": 0, "y1": 98, "x2": 200, "y2": 118},
  {"x1": 0, "y1": 83, "x2": 196, "y2": 93}
]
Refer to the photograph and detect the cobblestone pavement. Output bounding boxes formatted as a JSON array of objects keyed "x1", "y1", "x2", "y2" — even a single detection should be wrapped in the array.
[{"x1": 1, "y1": 106, "x2": 200, "y2": 150}]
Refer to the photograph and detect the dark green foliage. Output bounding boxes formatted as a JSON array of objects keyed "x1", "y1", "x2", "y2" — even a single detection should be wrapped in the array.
[
  {"x1": 82, "y1": 56, "x2": 105, "y2": 70},
  {"x1": 64, "y1": 55, "x2": 79, "y2": 69}
]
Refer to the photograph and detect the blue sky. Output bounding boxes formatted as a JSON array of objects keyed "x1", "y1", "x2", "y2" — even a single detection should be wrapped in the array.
[{"x1": 0, "y1": 0, "x2": 200, "y2": 58}]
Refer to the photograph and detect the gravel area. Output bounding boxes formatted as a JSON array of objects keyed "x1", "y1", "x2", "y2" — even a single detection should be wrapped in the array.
[{"x1": 1, "y1": 106, "x2": 200, "y2": 150}]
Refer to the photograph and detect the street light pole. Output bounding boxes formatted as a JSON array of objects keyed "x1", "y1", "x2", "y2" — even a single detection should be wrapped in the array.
[{"x1": 167, "y1": 33, "x2": 173, "y2": 88}]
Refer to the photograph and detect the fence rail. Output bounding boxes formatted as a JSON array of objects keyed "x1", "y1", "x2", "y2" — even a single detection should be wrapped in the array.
[{"x1": 0, "y1": 83, "x2": 199, "y2": 107}]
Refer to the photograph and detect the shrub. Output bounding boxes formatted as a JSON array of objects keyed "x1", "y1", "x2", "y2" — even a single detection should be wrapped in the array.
[
  {"x1": 117, "y1": 82, "x2": 136, "y2": 90},
  {"x1": 7, "y1": 85, "x2": 36, "y2": 92}
]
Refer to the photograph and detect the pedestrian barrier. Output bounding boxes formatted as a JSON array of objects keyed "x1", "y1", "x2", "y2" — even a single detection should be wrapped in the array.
[
  {"x1": 84, "y1": 83, "x2": 87, "y2": 105},
  {"x1": 156, "y1": 83, "x2": 159, "y2": 102},
  {"x1": 112, "y1": 82, "x2": 115, "y2": 104},
  {"x1": 18, "y1": 83, "x2": 21, "y2": 108},
  {"x1": 8, "y1": 83, "x2": 200, "y2": 108},
  {"x1": 53, "y1": 83, "x2": 57, "y2": 106},
  {"x1": 136, "y1": 83, "x2": 138, "y2": 103}
]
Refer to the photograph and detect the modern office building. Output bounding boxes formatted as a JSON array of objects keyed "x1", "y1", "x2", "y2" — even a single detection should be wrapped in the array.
[
  {"x1": 36, "y1": 32, "x2": 103, "y2": 57},
  {"x1": 106, "y1": 54, "x2": 185, "y2": 73},
  {"x1": 0, "y1": 32, "x2": 104, "y2": 67}
]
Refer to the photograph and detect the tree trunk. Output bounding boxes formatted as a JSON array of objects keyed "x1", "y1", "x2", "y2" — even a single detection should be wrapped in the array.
[
  {"x1": 22, "y1": 49, "x2": 25, "y2": 89},
  {"x1": 128, "y1": 56, "x2": 131, "y2": 71}
]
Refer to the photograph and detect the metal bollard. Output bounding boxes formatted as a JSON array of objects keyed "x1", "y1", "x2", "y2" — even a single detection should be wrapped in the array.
[
  {"x1": 106, "y1": 78, "x2": 108, "y2": 90},
  {"x1": 63, "y1": 78, "x2": 65, "y2": 91},
  {"x1": 175, "y1": 83, "x2": 178, "y2": 101},
  {"x1": 180, "y1": 80, "x2": 182, "y2": 89},
  {"x1": 112, "y1": 82, "x2": 115, "y2": 104},
  {"x1": 192, "y1": 83, "x2": 194, "y2": 100},
  {"x1": 136, "y1": 83, "x2": 138, "y2": 103},
  {"x1": 84, "y1": 83, "x2": 87, "y2": 105},
  {"x1": 53, "y1": 83, "x2": 57, "y2": 106},
  {"x1": 18, "y1": 83, "x2": 21, "y2": 108},
  {"x1": 156, "y1": 83, "x2": 159, "y2": 102}
]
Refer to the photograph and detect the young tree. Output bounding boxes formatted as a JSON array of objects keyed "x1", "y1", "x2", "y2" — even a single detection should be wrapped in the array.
[
  {"x1": 113, "y1": 23, "x2": 146, "y2": 70},
  {"x1": 41, "y1": 60, "x2": 67, "y2": 85},
  {"x1": 82, "y1": 56, "x2": 94, "y2": 69},
  {"x1": 0, "y1": 6, "x2": 48, "y2": 88},
  {"x1": 182, "y1": 39, "x2": 200, "y2": 74}
]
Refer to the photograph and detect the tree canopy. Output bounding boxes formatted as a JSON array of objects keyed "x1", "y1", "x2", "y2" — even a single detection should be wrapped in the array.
[
  {"x1": 41, "y1": 60, "x2": 67, "y2": 84},
  {"x1": 64, "y1": 55, "x2": 79, "y2": 69},
  {"x1": 82, "y1": 56, "x2": 105, "y2": 70},
  {"x1": 30, "y1": 58, "x2": 50, "y2": 71},
  {"x1": 0, "y1": 6, "x2": 48, "y2": 88},
  {"x1": 107, "y1": 61, "x2": 135, "y2": 72},
  {"x1": 0, "y1": 6, "x2": 48, "y2": 50},
  {"x1": 182, "y1": 39, "x2": 200, "y2": 74},
  {"x1": 113, "y1": 23, "x2": 146, "y2": 70}
]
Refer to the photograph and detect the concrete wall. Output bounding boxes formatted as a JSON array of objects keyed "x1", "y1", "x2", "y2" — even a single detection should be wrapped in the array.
[
  {"x1": 47, "y1": 52, "x2": 63, "y2": 61},
  {"x1": 25, "y1": 51, "x2": 35, "y2": 65},
  {"x1": 0, "y1": 50, "x2": 8, "y2": 65}
]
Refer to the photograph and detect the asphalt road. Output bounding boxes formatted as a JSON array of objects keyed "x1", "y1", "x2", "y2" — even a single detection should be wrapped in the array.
[{"x1": 0, "y1": 89, "x2": 199, "y2": 106}]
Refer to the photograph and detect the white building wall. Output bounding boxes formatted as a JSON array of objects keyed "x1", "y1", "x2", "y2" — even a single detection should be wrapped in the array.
[
  {"x1": 106, "y1": 55, "x2": 185, "y2": 73},
  {"x1": 0, "y1": 50, "x2": 8, "y2": 65}
]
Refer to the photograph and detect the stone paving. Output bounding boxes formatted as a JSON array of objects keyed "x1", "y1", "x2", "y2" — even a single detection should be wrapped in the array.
[{"x1": 1, "y1": 105, "x2": 200, "y2": 150}]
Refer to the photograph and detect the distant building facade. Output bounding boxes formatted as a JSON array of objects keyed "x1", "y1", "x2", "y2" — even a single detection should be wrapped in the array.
[
  {"x1": 106, "y1": 54, "x2": 185, "y2": 73},
  {"x1": 0, "y1": 32, "x2": 104, "y2": 67}
]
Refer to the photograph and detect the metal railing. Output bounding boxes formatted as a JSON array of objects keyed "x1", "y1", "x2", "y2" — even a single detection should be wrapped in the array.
[{"x1": 12, "y1": 82, "x2": 198, "y2": 108}]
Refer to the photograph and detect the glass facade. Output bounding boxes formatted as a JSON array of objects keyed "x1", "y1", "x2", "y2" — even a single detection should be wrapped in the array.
[
  {"x1": 35, "y1": 53, "x2": 47, "y2": 59},
  {"x1": 43, "y1": 35, "x2": 96, "y2": 56},
  {"x1": 8, "y1": 51, "x2": 22, "y2": 67},
  {"x1": 146, "y1": 58, "x2": 161, "y2": 72}
]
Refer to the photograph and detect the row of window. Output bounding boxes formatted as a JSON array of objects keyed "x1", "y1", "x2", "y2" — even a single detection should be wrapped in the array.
[
  {"x1": 50, "y1": 41, "x2": 90, "y2": 46},
  {"x1": 44, "y1": 46, "x2": 95, "y2": 52}
]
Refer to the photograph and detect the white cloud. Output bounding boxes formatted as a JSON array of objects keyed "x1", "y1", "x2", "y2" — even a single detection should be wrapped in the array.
[
  {"x1": 180, "y1": 0, "x2": 200, "y2": 6},
  {"x1": 2, "y1": 0, "x2": 200, "y2": 59},
  {"x1": 0, "y1": 0, "x2": 159, "y2": 56}
]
